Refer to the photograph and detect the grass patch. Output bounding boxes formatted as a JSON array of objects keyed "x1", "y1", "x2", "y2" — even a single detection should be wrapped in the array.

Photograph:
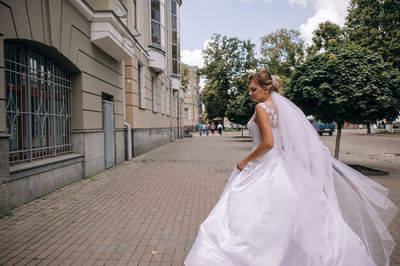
[
  {"x1": 223, "y1": 128, "x2": 242, "y2": 132},
  {"x1": 0, "y1": 210, "x2": 14, "y2": 219},
  {"x1": 374, "y1": 129, "x2": 400, "y2": 135}
]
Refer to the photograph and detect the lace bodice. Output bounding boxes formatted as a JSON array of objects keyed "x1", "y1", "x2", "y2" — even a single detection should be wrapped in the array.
[{"x1": 247, "y1": 101, "x2": 281, "y2": 157}]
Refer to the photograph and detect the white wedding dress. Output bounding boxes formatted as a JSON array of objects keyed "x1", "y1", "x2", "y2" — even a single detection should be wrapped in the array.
[{"x1": 184, "y1": 93, "x2": 397, "y2": 266}]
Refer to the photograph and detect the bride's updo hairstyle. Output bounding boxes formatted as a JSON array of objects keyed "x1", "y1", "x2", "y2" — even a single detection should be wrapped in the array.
[
  {"x1": 248, "y1": 69, "x2": 282, "y2": 94},
  {"x1": 271, "y1": 75, "x2": 282, "y2": 94}
]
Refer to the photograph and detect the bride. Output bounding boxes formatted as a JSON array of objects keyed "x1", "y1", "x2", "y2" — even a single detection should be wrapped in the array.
[{"x1": 184, "y1": 69, "x2": 397, "y2": 266}]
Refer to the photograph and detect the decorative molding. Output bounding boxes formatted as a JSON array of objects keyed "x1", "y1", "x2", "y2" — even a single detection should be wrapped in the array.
[
  {"x1": 91, "y1": 20, "x2": 133, "y2": 61},
  {"x1": 148, "y1": 48, "x2": 166, "y2": 73},
  {"x1": 68, "y1": 0, "x2": 138, "y2": 61},
  {"x1": 171, "y1": 76, "x2": 180, "y2": 90}
]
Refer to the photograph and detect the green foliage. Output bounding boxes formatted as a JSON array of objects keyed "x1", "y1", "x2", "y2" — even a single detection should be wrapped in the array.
[
  {"x1": 288, "y1": 44, "x2": 400, "y2": 125},
  {"x1": 226, "y1": 92, "x2": 255, "y2": 126},
  {"x1": 201, "y1": 81, "x2": 230, "y2": 119},
  {"x1": 180, "y1": 63, "x2": 191, "y2": 92},
  {"x1": 307, "y1": 21, "x2": 345, "y2": 56},
  {"x1": 259, "y1": 29, "x2": 305, "y2": 79},
  {"x1": 346, "y1": 0, "x2": 400, "y2": 69},
  {"x1": 0, "y1": 210, "x2": 14, "y2": 219},
  {"x1": 201, "y1": 34, "x2": 258, "y2": 119}
]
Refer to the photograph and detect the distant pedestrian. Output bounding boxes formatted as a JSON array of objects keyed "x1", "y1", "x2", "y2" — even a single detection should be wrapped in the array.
[
  {"x1": 205, "y1": 124, "x2": 210, "y2": 136},
  {"x1": 199, "y1": 122, "x2": 203, "y2": 136},
  {"x1": 211, "y1": 123, "x2": 216, "y2": 136},
  {"x1": 217, "y1": 123, "x2": 223, "y2": 136}
]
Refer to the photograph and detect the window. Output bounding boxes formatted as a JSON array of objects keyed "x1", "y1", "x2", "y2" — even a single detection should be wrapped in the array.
[
  {"x1": 151, "y1": 0, "x2": 165, "y2": 48},
  {"x1": 171, "y1": 0, "x2": 180, "y2": 74},
  {"x1": 184, "y1": 108, "x2": 189, "y2": 121},
  {"x1": 138, "y1": 63, "x2": 145, "y2": 108},
  {"x1": 175, "y1": 94, "x2": 179, "y2": 118},
  {"x1": 133, "y1": 0, "x2": 137, "y2": 29},
  {"x1": 5, "y1": 43, "x2": 72, "y2": 164},
  {"x1": 161, "y1": 84, "x2": 165, "y2": 114},
  {"x1": 173, "y1": 91, "x2": 178, "y2": 118},
  {"x1": 166, "y1": 87, "x2": 170, "y2": 116},
  {"x1": 151, "y1": 75, "x2": 156, "y2": 112}
]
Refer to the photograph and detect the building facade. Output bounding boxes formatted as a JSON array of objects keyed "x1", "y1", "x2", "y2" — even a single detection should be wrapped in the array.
[
  {"x1": 125, "y1": 0, "x2": 183, "y2": 156},
  {"x1": 182, "y1": 63, "x2": 200, "y2": 130},
  {"x1": 0, "y1": 0, "x2": 183, "y2": 215}
]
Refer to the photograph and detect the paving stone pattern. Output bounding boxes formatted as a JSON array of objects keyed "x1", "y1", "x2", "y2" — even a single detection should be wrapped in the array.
[{"x1": 0, "y1": 131, "x2": 399, "y2": 266}]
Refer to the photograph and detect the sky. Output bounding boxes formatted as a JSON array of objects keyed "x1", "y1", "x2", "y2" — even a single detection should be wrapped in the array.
[{"x1": 180, "y1": 0, "x2": 350, "y2": 70}]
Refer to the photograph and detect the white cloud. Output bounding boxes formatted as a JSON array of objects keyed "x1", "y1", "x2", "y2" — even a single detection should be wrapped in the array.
[
  {"x1": 240, "y1": 0, "x2": 273, "y2": 4},
  {"x1": 290, "y1": 0, "x2": 350, "y2": 45},
  {"x1": 181, "y1": 40, "x2": 211, "y2": 90},
  {"x1": 181, "y1": 49, "x2": 204, "y2": 68},
  {"x1": 181, "y1": 40, "x2": 211, "y2": 68}
]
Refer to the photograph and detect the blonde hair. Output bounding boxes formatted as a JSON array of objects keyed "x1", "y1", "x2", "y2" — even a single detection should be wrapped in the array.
[
  {"x1": 271, "y1": 75, "x2": 282, "y2": 93},
  {"x1": 248, "y1": 69, "x2": 282, "y2": 94}
]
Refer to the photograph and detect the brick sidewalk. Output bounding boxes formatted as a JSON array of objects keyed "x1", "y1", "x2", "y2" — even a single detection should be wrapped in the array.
[{"x1": 0, "y1": 132, "x2": 399, "y2": 265}]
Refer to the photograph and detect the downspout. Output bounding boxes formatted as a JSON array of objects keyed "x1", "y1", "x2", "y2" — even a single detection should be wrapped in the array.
[{"x1": 122, "y1": 60, "x2": 132, "y2": 160}]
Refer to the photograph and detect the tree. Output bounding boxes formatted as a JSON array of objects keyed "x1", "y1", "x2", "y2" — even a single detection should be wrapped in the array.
[
  {"x1": 346, "y1": 0, "x2": 400, "y2": 69},
  {"x1": 259, "y1": 29, "x2": 305, "y2": 79},
  {"x1": 287, "y1": 44, "x2": 400, "y2": 158},
  {"x1": 226, "y1": 92, "x2": 255, "y2": 136},
  {"x1": 201, "y1": 34, "x2": 258, "y2": 119},
  {"x1": 180, "y1": 63, "x2": 191, "y2": 92},
  {"x1": 201, "y1": 80, "x2": 230, "y2": 120},
  {"x1": 307, "y1": 21, "x2": 345, "y2": 56}
]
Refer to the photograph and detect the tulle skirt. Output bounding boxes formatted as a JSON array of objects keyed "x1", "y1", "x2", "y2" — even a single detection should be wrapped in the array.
[{"x1": 184, "y1": 154, "x2": 396, "y2": 266}]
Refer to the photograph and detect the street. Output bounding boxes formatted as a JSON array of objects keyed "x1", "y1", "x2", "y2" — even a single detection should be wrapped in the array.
[{"x1": 0, "y1": 130, "x2": 399, "y2": 265}]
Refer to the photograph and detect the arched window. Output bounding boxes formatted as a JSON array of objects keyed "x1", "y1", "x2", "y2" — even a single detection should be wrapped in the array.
[{"x1": 4, "y1": 43, "x2": 73, "y2": 164}]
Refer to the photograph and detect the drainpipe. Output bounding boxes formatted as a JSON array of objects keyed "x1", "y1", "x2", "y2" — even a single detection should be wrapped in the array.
[{"x1": 122, "y1": 60, "x2": 132, "y2": 160}]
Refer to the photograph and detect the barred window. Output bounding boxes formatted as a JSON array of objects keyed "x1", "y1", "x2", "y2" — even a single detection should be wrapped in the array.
[{"x1": 4, "y1": 43, "x2": 73, "y2": 164}]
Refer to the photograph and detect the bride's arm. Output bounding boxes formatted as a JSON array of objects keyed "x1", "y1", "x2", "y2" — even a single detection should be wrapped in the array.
[{"x1": 237, "y1": 105, "x2": 274, "y2": 170}]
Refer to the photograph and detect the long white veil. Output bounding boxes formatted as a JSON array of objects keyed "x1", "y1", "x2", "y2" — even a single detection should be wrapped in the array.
[{"x1": 271, "y1": 91, "x2": 397, "y2": 266}]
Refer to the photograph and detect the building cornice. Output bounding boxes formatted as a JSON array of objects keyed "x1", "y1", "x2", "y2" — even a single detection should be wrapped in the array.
[{"x1": 68, "y1": 0, "x2": 150, "y2": 61}]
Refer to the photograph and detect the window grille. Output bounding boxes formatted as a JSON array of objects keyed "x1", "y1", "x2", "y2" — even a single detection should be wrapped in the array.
[{"x1": 4, "y1": 43, "x2": 73, "y2": 164}]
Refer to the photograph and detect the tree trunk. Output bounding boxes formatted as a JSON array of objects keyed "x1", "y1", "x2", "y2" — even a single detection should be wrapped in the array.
[
  {"x1": 367, "y1": 124, "x2": 371, "y2": 134},
  {"x1": 241, "y1": 126, "x2": 244, "y2": 137},
  {"x1": 334, "y1": 122, "x2": 343, "y2": 159}
]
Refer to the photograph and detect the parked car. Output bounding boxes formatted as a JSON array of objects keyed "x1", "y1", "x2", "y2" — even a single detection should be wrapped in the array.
[{"x1": 308, "y1": 117, "x2": 335, "y2": 136}]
